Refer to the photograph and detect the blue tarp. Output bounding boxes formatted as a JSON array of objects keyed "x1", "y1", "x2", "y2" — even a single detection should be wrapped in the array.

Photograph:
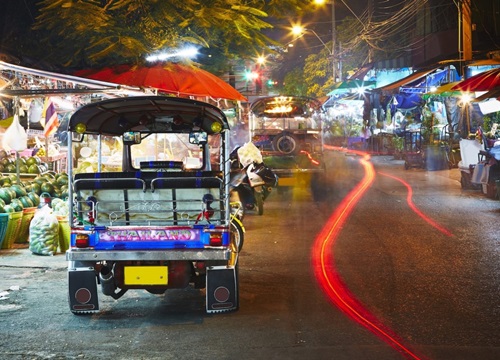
[
  {"x1": 392, "y1": 93, "x2": 423, "y2": 109},
  {"x1": 399, "y1": 68, "x2": 459, "y2": 93}
]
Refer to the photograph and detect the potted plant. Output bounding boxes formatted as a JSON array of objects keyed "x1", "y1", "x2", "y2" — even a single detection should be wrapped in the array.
[{"x1": 391, "y1": 135, "x2": 404, "y2": 159}]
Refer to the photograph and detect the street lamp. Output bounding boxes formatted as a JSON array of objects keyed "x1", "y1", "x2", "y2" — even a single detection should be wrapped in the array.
[{"x1": 291, "y1": 25, "x2": 336, "y2": 82}]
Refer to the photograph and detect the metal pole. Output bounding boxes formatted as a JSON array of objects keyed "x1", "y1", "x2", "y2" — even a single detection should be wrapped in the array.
[{"x1": 331, "y1": 0, "x2": 337, "y2": 82}]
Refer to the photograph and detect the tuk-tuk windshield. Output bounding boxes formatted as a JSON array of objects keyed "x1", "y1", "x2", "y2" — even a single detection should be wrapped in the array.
[
  {"x1": 130, "y1": 133, "x2": 207, "y2": 170},
  {"x1": 250, "y1": 96, "x2": 323, "y2": 132}
]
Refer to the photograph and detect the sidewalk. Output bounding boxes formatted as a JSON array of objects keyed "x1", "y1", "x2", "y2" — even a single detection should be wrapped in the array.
[
  {"x1": 369, "y1": 154, "x2": 463, "y2": 183},
  {"x1": 0, "y1": 243, "x2": 68, "y2": 270}
]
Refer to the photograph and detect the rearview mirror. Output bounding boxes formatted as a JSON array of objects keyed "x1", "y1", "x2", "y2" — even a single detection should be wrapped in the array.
[
  {"x1": 123, "y1": 131, "x2": 141, "y2": 145},
  {"x1": 71, "y1": 132, "x2": 84, "y2": 143},
  {"x1": 189, "y1": 131, "x2": 208, "y2": 145}
]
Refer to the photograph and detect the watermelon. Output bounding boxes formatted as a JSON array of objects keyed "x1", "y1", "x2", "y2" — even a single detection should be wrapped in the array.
[
  {"x1": 25, "y1": 156, "x2": 41, "y2": 166},
  {"x1": 5, "y1": 187, "x2": 16, "y2": 200},
  {"x1": 0, "y1": 188, "x2": 12, "y2": 204},
  {"x1": 56, "y1": 175, "x2": 69, "y2": 186},
  {"x1": 19, "y1": 196, "x2": 34, "y2": 208},
  {"x1": 27, "y1": 192, "x2": 40, "y2": 206},
  {"x1": 33, "y1": 176, "x2": 46, "y2": 185},
  {"x1": 30, "y1": 183, "x2": 41, "y2": 195},
  {"x1": 10, "y1": 198, "x2": 23, "y2": 212},
  {"x1": 28, "y1": 164, "x2": 41, "y2": 174},
  {"x1": 41, "y1": 182, "x2": 55, "y2": 195},
  {"x1": 3, "y1": 204, "x2": 15, "y2": 213},
  {"x1": 10, "y1": 184, "x2": 27, "y2": 197}
]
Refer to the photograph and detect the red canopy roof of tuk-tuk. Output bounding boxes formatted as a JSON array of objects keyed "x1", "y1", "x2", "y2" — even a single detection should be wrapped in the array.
[{"x1": 75, "y1": 63, "x2": 247, "y2": 101}]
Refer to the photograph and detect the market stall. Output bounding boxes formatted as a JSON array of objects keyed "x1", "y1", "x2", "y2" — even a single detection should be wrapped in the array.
[{"x1": 0, "y1": 60, "x2": 146, "y2": 250}]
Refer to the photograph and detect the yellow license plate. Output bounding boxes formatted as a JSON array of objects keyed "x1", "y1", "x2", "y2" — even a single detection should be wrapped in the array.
[
  {"x1": 278, "y1": 177, "x2": 296, "y2": 187},
  {"x1": 124, "y1": 266, "x2": 168, "y2": 285}
]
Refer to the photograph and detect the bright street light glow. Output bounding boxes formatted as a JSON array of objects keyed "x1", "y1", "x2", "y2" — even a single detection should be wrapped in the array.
[
  {"x1": 146, "y1": 47, "x2": 198, "y2": 62},
  {"x1": 356, "y1": 87, "x2": 366, "y2": 95},
  {"x1": 290, "y1": 26, "x2": 332, "y2": 55},
  {"x1": 292, "y1": 25, "x2": 304, "y2": 36},
  {"x1": 461, "y1": 93, "x2": 472, "y2": 104}
]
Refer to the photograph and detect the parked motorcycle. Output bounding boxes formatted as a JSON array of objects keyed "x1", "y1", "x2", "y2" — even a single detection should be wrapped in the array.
[
  {"x1": 475, "y1": 126, "x2": 500, "y2": 198},
  {"x1": 230, "y1": 145, "x2": 278, "y2": 216}
]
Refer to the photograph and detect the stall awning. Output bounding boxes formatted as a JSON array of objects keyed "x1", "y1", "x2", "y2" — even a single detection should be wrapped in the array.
[
  {"x1": 0, "y1": 60, "x2": 139, "y2": 97},
  {"x1": 374, "y1": 67, "x2": 439, "y2": 94},
  {"x1": 400, "y1": 68, "x2": 450, "y2": 94},
  {"x1": 348, "y1": 64, "x2": 373, "y2": 80}
]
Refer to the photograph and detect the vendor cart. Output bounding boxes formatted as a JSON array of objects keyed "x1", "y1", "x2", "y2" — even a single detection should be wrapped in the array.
[{"x1": 403, "y1": 128, "x2": 424, "y2": 169}]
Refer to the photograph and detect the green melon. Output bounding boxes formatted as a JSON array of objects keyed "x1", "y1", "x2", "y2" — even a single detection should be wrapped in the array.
[
  {"x1": 10, "y1": 184, "x2": 27, "y2": 197},
  {"x1": 3, "y1": 204, "x2": 15, "y2": 213},
  {"x1": 30, "y1": 183, "x2": 41, "y2": 195},
  {"x1": 0, "y1": 188, "x2": 12, "y2": 204},
  {"x1": 10, "y1": 198, "x2": 24, "y2": 212},
  {"x1": 28, "y1": 164, "x2": 41, "y2": 174},
  {"x1": 40, "y1": 182, "x2": 55, "y2": 195},
  {"x1": 27, "y1": 192, "x2": 40, "y2": 206},
  {"x1": 19, "y1": 196, "x2": 34, "y2": 208}
]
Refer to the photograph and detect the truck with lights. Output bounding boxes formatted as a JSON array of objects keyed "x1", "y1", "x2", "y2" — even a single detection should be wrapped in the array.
[
  {"x1": 249, "y1": 96, "x2": 326, "y2": 190},
  {"x1": 66, "y1": 96, "x2": 241, "y2": 314}
]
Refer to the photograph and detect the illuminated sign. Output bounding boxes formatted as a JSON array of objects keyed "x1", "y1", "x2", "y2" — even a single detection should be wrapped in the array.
[{"x1": 98, "y1": 229, "x2": 199, "y2": 241}]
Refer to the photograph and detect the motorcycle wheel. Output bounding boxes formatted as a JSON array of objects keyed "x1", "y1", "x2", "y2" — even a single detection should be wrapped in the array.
[
  {"x1": 255, "y1": 191, "x2": 264, "y2": 215},
  {"x1": 230, "y1": 217, "x2": 245, "y2": 253}
]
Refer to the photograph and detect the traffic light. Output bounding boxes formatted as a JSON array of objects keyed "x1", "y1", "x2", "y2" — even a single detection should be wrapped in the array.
[{"x1": 244, "y1": 70, "x2": 259, "y2": 81}]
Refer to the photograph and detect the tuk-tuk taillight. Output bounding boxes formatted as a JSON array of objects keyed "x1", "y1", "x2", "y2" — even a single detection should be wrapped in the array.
[
  {"x1": 209, "y1": 233, "x2": 223, "y2": 247},
  {"x1": 75, "y1": 234, "x2": 90, "y2": 248}
]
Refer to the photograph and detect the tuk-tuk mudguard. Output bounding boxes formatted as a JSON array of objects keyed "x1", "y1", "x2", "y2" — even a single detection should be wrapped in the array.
[
  {"x1": 206, "y1": 265, "x2": 238, "y2": 313},
  {"x1": 68, "y1": 268, "x2": 99, "y2": 314}
]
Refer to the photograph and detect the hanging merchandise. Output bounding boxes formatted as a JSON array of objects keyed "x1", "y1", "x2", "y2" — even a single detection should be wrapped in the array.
[
  {"x1": 2, "y1": 113, "x2": 27, "y2": 151},
  {"x1": 29, "y1": 99, "x2": 43, "y2": 123}
]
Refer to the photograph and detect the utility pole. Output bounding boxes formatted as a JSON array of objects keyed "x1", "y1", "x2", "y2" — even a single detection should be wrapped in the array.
[
  {"x1": 454, "y1": 0, "x2": 472, "y2": 76},
  {"x1": 461, "y1": 0, "x2": 472, "y2": 61},
  {"x1": 331, "y1": 0, "x2": 337, "y2": 82},
  {"x1": 367, "y1": 0, "x2": 373, "y2": 63}
]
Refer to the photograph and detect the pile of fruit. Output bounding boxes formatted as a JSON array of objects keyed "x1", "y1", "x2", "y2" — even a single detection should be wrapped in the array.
[
  {"x1": 29, "y1": 205, "x2": 60, "y2": 256},
  {"x1": 0, "y1": 171, "x2": 69, "y2": 213},
  {"x1": 0, "y1": 150, "x2": 49, "y2": 174}
]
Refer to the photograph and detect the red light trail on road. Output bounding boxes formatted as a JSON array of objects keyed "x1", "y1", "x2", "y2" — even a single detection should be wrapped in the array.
[
  {"x1": 313, "y1": 146, "x2": 425, "y2": 359},
  {"x1": 378, "y1": 172, "x2": 453, "y2": 237}
]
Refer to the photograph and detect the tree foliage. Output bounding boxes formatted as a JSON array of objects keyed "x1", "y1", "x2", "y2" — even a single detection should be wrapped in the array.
[
  {"x1": 282, "y1": 67, "x2": 308, "y2": 97},
  {"x1": 29, "y1": 0, "x2": 311, "y2": 71}
]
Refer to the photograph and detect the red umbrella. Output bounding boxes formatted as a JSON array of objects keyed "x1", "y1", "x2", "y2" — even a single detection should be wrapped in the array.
[
  {"x1": 75, "y1": 63, "x2": 247, "y2": 101},
  {"x1": 473, "y1": 87, "x2": 500, "y2": 102},
  {"x1": 452, "y1": 67, "x2": 500, "y2": 92}
]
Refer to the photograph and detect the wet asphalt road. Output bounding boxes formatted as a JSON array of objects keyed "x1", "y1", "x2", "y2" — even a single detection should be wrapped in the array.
[{"x1": 0, "y1": 150, "x2": 499, "y2": 360}]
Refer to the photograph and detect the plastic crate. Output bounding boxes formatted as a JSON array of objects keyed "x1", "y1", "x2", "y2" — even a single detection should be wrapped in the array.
[
  {"x1": 1, "y1": 211, "x2": 23, "y2": 249},
  {"x1": 0, "y1": 213, "x2": 9, "y2": 249},
  {"x1": 15, "y1": 207, "x2": 37, "y2": 244},
  {"x1": 56, "y1": 215, "x2": 70, "y2": 253}
]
